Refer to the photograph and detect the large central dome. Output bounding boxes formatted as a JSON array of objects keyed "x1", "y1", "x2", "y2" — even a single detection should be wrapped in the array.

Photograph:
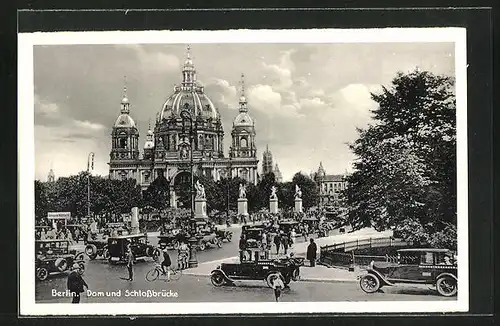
[
  {"x1": 160, "y1": 84, "x2": 218, "y2": 120},
  {"x1": 159, "y1": 45, "x2": 219, "y2": 120}
]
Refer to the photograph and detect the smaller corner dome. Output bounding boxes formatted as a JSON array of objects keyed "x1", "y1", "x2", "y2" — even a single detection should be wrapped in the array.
[
  {"x1": 114, "y1": 114, "x2": 136, "y2": 128},
  {"x1": 233, "y1": 112, "x2": 254, "y2": 127}
]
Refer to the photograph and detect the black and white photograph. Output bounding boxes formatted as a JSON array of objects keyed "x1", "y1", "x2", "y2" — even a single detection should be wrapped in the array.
[{"x1": 18, "y1": 28, "x2": 468, "y2": 315}]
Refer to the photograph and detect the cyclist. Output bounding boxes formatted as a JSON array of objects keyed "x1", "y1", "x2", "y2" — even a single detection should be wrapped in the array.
[{"x1": 160, "y1": 246, "x2": 172, "y2": 282}]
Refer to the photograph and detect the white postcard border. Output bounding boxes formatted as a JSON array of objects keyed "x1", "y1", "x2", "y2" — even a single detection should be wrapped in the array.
[{"x1": 18, "y1": 28, "x2": 468, "y2": 315}]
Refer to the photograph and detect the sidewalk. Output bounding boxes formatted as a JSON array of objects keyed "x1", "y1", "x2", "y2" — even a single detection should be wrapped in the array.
[{"x1": 183, "y1": 227, "x2": 390, "y2": 282}]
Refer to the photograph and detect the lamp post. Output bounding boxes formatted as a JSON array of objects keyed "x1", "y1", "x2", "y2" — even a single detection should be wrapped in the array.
[
  {"x1": 226, "y1": 157, "x2": 232, "y2": 227},
  {"x1": 180, "y1": 108, "x2": 199, "y2": 268},
  {"x1": 86, "y1": 152, "x2": 95, "y2": 221}
]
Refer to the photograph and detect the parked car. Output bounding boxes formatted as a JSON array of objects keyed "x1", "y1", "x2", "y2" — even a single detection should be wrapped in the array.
[
  {"x1": 35, "y1": 239, "x2": 85, "y2": 281},
  {"x1": 278, "y1": 220, "x2": 300, "y2": 235},
  {"x1": 195, "y1": 219, "x2": 222, "y2": 251},
  {"x1": 107, "y1": 233, "x2": 160, "y2": 264},
  {"x1": 214, "y1": 227, "x2": 233, "y2": 242},
  {"x1": 358, "y1": 248, "x2": 458, "y2": 297},
  {"x1": 157, "y1": 228, "x2": 189, "y2": 249},
  {"x1": 84, "y1": 234, "x2": 109, "y2": 260},
  {"x1": 210, "y1": 256, "x2": 305, "y2": 287}
]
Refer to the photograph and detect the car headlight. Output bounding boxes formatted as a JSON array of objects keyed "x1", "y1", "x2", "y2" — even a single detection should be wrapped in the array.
[{"x1": 369, "y1": 261, "x2": 374, "y2": 269}]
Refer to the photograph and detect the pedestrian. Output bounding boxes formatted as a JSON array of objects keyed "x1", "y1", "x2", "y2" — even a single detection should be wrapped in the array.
[
  {"x1": 67, "y1": 263, "x2": 88, "y2": 303},
  {"x1": 177, "y1": 241, "x2": 189, "y2": 270},
  {"x1": 239, "y1": 235, "x2": 247, "y2": 262},
  {"x1": 125, "y1": 243, "x2": 134, "y2": 281},
  {"x1": 281, "y1": 235, "x2": 289, "y2": 254},
  {"x1": 273, "y1": 233, "x2": 281, "y2": 255},
  {"x1": 160, "y1": 246, "x2": 172, "y2": 282},
  {"x1": 307, "y1": 238, "x2": 317, "y2": 267},
  {"x1": 270, "y1": 274, "x2": 285, "y2": 302},
  {"x1": 74, "y1": 228, "x2": 80, "y2": 243},
  {"x1": 261, "y1": 232, "x2": 268, "y2": 258}
]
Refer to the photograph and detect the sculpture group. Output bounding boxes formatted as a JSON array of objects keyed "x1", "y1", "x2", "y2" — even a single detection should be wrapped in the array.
[{"x1": 193, "y1": 180, "x2": 304, "y2": 217}]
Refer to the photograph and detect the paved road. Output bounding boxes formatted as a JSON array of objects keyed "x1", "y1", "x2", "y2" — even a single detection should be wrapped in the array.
[{"x1": 36, "y1": 225, "x2": 454, "y2": 303}]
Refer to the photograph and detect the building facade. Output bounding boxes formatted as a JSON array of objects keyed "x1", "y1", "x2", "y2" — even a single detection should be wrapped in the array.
[
  {"x1": 108, "y1": 46, "x2": 259, "y2": 208},
  {"x1": 314, "y1": 162, "x2": 347, "y2": 206},
  {"x1": 273, "y1": 163, "x2": 283, "y2": 183},
  {"x1": 262, "y1": 145, "x2": 273, "y2": 175}
]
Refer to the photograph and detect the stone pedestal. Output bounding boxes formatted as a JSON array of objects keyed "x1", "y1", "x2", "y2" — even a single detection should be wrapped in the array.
[
  {"x1": 238, "y1": 198, "x2": 249, "y2": 216},
  {"x1": 131, "y1": 206, "x2": 140, "y2": 234},
  {"x1": 294, "y1": 198, "x2": 303, "y2": 213},
  {"x1": 195, "y1": 198, "x2": 208, "y2": 219},
  {"x1": 270, "y1": 198, "x2": 278, "y2": 214}
]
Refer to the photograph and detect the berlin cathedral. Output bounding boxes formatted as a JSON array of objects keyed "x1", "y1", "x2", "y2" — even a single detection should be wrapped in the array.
[{"x1": 108, "y1": 46, "x2": 258, "y2": 208}]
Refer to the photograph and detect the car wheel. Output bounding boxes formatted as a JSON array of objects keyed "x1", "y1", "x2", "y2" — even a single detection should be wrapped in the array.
[
  {"x1": 266, "y1": 272, "x2": 284, "y2": 288},
  {"x1": 77, "y1": 262, "x2": 85, "y2": 275},
  {"x1": 85, "y1": 244, "x2": 97, "y2": 259},
  {"x1": 226, "y1": 233, "x2": 232, "y2": 242},
  {"x1": 55, "y1": 258, "x2": 68, "y2": 272},
  {"x1": 291, "y1": 268, "x2": 300, "y2": 281},
  {"x1": 36, "y1": 267, "x2": 49, "y2": 281},
  {"x1": 173, "y1": 240, "x2": 180, "y2": 250},
  {"x1": 211, "y1": 272, "x2": 226, "y2": 287},
  {"x1": 359, "y1": 274, "x2": 380, "y2": 293},
  {"x1": 216, "y1": 239, "x2": 223, "y2": 248},
  {"x1": 436, "y1": 276, "x2": 457, "y2": 297},
  {"x1": 75, "y1": 252, "x2": 85, "y2": 261},
  {"x1": 102, "y1": 248, "x2": 110, "y2": 260},
  {"x1": 199, "y1": 242, "x2": 206, "y2": 251}
]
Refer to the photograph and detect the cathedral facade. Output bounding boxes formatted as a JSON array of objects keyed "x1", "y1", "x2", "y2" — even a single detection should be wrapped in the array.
[{"x1": 108, "y1": 46, "x2": 259, "y2": 208}]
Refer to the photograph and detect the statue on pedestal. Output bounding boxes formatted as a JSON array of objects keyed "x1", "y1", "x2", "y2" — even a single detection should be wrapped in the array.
[
  {"x1": 294, "y1": 185, "x2": 302, "y2": 199},
  {"x1": 239, "y1": 183, "x2": 246, "y2": 199},
  {"x1": 270, "y1": 186, "x2": 278, "y2": 200},
  {"x1": 195, "y1": 180, "x2": 206, "y2": 199}
]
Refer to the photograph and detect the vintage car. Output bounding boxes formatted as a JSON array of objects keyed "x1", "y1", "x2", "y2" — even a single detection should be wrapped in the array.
[
  {"x1": 214, "y1": 227, "x2": 233, "y2": 242},
  {"x1": 278, "y1": 220, "x2": 300, "y2": 235},
  {"x1": 242, "y1": 226, "x2": 266, "y2": 249},
  {"x1": 358, "y1": 248, "x2": 458, "y2": 297},
  {"x1": 195, "y1": 219, "x2": 223, "y2": 251},
  {"x1": 35, "y1": 239, "x2": 85, "y2": 281},
  {"x1": 157, "y1": 228, "x2": 189, "y2": 249},
  {"x1": 84, "y1": 233, "x2": 110, "y2": 260},
  {"x1": 210, "y1": 256, "x2": 305, "y2": 288},
  {"x1": 107, "y1": 233, "x2": 160, "y2": 264}
]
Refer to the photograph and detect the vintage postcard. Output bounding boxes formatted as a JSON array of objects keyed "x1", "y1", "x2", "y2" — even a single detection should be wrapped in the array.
[{"x1": 18, "y1": 28, "x2": 468, "y2": 315}]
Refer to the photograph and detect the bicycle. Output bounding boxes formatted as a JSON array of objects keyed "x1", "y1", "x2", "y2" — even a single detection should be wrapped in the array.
[{"x1": 145, "y1": 264, "x2": 182, "y2": 282}]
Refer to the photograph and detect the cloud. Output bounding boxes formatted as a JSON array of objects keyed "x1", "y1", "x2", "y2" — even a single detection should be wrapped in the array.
[
  {"x1": 72, "y1": 120, "x2": 106, "y2": 131},
  {"x1": 127, "y1": 44, "x2": 180, "y2": 73}
]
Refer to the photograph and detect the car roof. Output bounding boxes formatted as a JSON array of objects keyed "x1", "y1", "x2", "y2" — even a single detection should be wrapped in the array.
[
  {"x1": 109, "y1": 234, "x2": 146, "y2": 239},
  {"x1": 36, "y1": 239, "x2": 69, "y2": 242},
  {"x1": 397, "y1": 248, "x2": 451, "y2": 253}
]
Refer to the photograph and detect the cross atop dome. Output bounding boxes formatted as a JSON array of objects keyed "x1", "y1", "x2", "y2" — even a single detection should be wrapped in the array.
[
  {"x1": 182, "y1": 44, "x2": 197, "y2": 88},
  {"x1": 121, "y1": 75, "x2": 130, "y2": 114}
]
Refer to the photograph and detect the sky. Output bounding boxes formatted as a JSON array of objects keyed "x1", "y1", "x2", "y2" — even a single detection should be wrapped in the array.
[{"x1": 33, "y1": 41, "x2": 455, "y2": 182}]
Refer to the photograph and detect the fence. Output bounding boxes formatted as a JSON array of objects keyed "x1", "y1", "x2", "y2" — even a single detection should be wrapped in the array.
[
  {"x1": 320, "y1": 237, "x2": 411, "y2": 254},
  {"x1": 319, "y1": 237, "x2": 413, "y2": 268}
]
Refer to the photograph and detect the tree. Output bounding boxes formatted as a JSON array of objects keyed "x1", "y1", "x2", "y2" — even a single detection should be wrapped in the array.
[
  {"x1": 143, "y1": 172, "x2": 170, "y2": 215},
  {"x1": 345, "y1": 69, "x2": 456, "y2": 249},
  {"x1": 34, "y1": 180, "x2": 48, "y2": 222},
  {"x1": 291, "y1": 172, "x2": 320, "y2": 209}
]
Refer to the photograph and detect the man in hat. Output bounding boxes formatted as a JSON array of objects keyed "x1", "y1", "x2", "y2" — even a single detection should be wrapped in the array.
[{"x1": 67, "y1": 263, "x2": 88, "y2": 303}]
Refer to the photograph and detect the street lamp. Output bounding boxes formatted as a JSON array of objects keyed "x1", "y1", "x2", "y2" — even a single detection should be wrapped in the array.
[
  {"x1": 180, "y1": 108, "x2": 199, "y2": 268},
  {"x1": 226, "y1": 156, "x2": 232, "y2": 227},
  {"x1": 86, "y1": 152, "x2": 95, "y2": 221}
]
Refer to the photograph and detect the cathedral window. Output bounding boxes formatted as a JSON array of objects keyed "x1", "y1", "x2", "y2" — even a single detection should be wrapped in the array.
[
  {"x1": 119, "y1": 138, "x2": 128, "y2": 149},
  {"x1": 240, "y1": 137, "x2": 248, "y2": 148}
]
